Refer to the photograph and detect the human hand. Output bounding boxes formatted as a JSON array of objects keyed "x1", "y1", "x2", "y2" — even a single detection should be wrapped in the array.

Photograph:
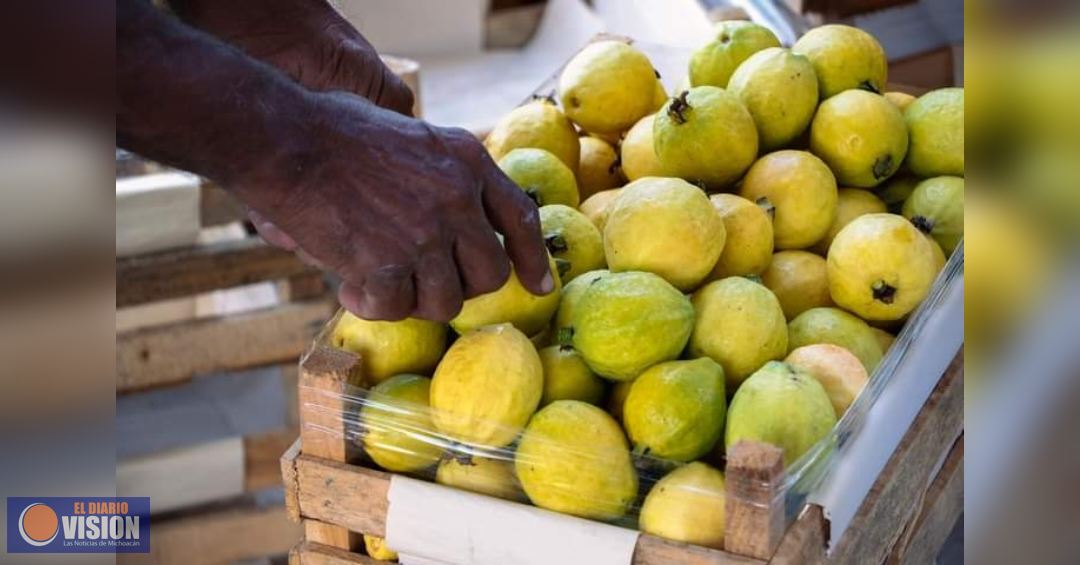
[
  {"x1": 236, "y1": 91, "x2": 552, "y2": 322},
  {"x1": 172, "y1": 0, "x2": 414, "y2": 115}
]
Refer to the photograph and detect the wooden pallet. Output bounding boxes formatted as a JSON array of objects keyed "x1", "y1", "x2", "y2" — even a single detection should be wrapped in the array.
[{"x1": 279, "y1": 346, "x2": 962, "y2": 564}]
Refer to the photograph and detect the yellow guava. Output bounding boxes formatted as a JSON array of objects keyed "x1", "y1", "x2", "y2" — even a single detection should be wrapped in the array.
[
  {"x1": 727, "y1": 47, "x2": 819, "y2": 150},
  {"x1": 539, "y1": 204, "x2": 605, "y2": 284},
  {"x1": 689, "y1": 20, "x2": 781, "y2": 88},
  {"x1": 360, "y1": 374, "x2": 443, "y2": 472},
  {"x1": 792, "y1": 24, "x2": 888, "y2": 98},
  {"x1": 707, "y1": 193, "x2": 775, "y2": 279},
  {"x1": 738, "y1": 150, "x2": 838, "y2": 249},
  {"x1": 498, "y1": 147, "x2": 580, "y2": 207},
  {"x1": 559, "y1": 40, "x2": 658, "y2": 134},
  {"x1": 761, "y1": 250, "x2": 834, "y2": 320},
  {"x1": 787, "y1": 307, "x2": 883, "y2": 372},
  {"x1": 333, "y1": 313, "x2": 447, "y2": 385},
  {"x1": 624, "y1": 358, "x2": 727, "y2": 461},
  {"x1": 639, "y1": 462, "x2": 726, "y2": 549},
  {"x1": 809, "y1": 90, "x2": 908, "y2": 188},
  {"x1": 538, "y1": 344, "x2": 605, "y2": 407},
  {"x1": 485, "y1": 98, "x2": 581, "y2": 170}
]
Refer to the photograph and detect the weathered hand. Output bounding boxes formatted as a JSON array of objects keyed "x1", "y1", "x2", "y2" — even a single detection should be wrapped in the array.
[
  {"x1": 172, "y1": 0, "x2": 414, "y2": 115},
  {"x1": 235, "y1": 91, "x2": 552, "y2": 321}
]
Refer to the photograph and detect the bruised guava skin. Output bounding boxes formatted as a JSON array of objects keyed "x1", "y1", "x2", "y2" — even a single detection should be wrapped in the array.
[
  {"x1": 572, "y1": 271, "x2": 694, "y2": 381},
  {"x1": 639, "y1": 462, "x2": 727, "y2": 549},
  {"x1": 788, "y1": 307, "x2": 884, "y2": 372},
  {"x1": 809, "y1": 90, "x2": 908, "y2": 188},
  {"x1": 827, "y1": 213, "x2": 937, "y2": 321},
  {"x1": 515, "y1": 400, "x2": 638, "y2": 520},
  {"x1": 624, "y1": 358, "x2": 727, "y2": 461},
  {"x1": 725, "y1": 361, "x2": 838, "y2": 466}
]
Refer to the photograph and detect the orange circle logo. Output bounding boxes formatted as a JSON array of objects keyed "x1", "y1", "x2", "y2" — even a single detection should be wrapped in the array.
[{"x1": 19, "y1": 503, "x2": 59, "y2": 546}]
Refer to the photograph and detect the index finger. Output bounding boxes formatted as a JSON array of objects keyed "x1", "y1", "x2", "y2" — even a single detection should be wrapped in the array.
[{"x1": 480, "y1": 164, "x2": 554, "y2": 296}]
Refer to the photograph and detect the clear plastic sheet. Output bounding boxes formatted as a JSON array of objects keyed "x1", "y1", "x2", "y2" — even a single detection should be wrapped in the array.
[{"x1": 297, "y1": 36, "x2": 966, "y2": 544}]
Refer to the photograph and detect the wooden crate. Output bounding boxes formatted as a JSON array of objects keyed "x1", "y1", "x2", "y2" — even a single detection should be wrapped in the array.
[{"x1": 280, "y1": 346, "x2": 963, "y2": 564}]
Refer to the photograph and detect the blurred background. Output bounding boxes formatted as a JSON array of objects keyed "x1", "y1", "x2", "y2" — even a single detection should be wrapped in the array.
[{"x1": 4, "y1": 0, "x2": 1080, "y2": 562}]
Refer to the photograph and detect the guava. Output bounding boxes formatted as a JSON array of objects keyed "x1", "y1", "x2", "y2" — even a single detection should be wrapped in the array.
[
  {"x1": 785, "y1": 344, "x2": 869, "y2": 417},
  {"x1": 577, "y1": 136, "x2": 623, "y2": 199},
  {"x1": 559, "y1": 41, "x2": 658, "y2": 134},
  {"x1": 620, "y1": 114, "x2": 666, "y2": 181},
  {"x1": 451, "y1": 255, "x2": 561, "y2": 337},
  {"x1": 827, "y1": 213, "x2": 938, "y2": 321},
  {"x1": 515, "y1": 400, "x2": 638, "y2": 520},
  {"x1": 725, "y1": 361, "x2": 838, "y2": 466},
  {"x1": 689, "y1": 20, "x2": 781, "y2": 88},
  {"x1": 812, "y1": 188, "x2": 887, "y2": 255},
  {"x1": 436, "y1": 453, "x2": 525, "y2": 502},
  {"x1": 606, "y1": 380, "x2": 633, "y2": 424},
  {"x1": 579, "y1": 188, "x2": 622, "y2": 232},
  {"x1": 884, "y1": 91, "x2": 916, "y2": 111},
  {"x1": 651, "y1": 77, "x2": 669, "y2": 111},
  {"x1": 485, "y1": 98, "x2": 580, "y2": 170},
  {"x1": 810, "y1": 90, "x2": 908, "y2": 188},
  {"x1": 364, "y1": 536, "x2": 398, "y2": 561},
  {"x1": 360, "y1": 374, "x2": 443, "y2": 472},
  {"x1": 761, "y1": 250, "x2": 833, "y2": 320},
  {"x1": 870, "y1": 327, "x2": 896, "y2": 355},
  {"x1": 539, "y1": 204, "x2": 605, "y2": 283},
  {"x1": 639, "y1": 462, "x2": 726, "y2": 549},
  {"x1": 738, "y1": 150, "x2": 838, "y2": 249},
  {"x1": 875, "y1": 174, "x2": 919, "y2": 213},
  {"x1": 689, "y1": 277, "x2": 788, "y2": 388},
  {"x1": 624, "y1": 358, "x2": 727, "y2": 461},
  {"x1": 572, "y1": 271, "x2": 694, "y2": 381},
  {"x1": 333, "y1": 313, "x2": 447, "y2": 385},
  {"x1": 498, "y1": 147, "x2": 580, "y2": 208},
  {"x1": 727, "y1": 47, "x2": 819, "y2": 150},
  {"x1": 904, "y1": 88, "x2": 965, "y2": 177},
  {"x1": 902, "y1": 176, "x2": 964, "y2": 255},
  {"x1": 604, "y1": 177, "x2": 725, "y2": 290},
  {"x1": 552, "y1": 269, "x2": 610, "y2": 335},
  {"x1": 792, "y1": 24, "x2": 888, "y2": 98},
  {"x1": 788, "y1": 307, "x2": 883, "y2": 372},
  {"x1": 430, "y1": 324, "x2": 542, "y2": 447},
  {"x1": 653, "y1": 86, "x2": 759, "y2": 189},
  {"x1": 707, "y1": 193, "x2": 774, "y2": 279},
  {"x1": 538, "y1": 345, "x2": 605, "y2": 407}
]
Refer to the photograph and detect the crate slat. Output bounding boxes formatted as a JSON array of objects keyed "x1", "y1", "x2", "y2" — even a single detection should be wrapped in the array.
[
  {"x1": 885, "y1": 435, "x2": 964, "y2": 565},
  {"x1": 116, "y1": 237, "x2": 314, "y2": 307},
  {"x1": 826, "y1": 352, "x2": 963, "y2": 564},
  {"x1": 290, "y1": 540, "x2": 384, "y2": 564},
  {"x1": 117, "y1": 299, "x2": 332, "y2": 392}
]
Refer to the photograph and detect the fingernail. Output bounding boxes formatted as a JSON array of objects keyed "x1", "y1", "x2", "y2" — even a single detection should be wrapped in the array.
[{"x1": 540, "y1": 271, "x2": 555, "y2": 294}]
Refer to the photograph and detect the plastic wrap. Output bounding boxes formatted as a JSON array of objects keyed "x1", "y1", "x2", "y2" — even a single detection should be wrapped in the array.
[{"x1": 296, "y1": 36, "x2": 966, "y2": 552}]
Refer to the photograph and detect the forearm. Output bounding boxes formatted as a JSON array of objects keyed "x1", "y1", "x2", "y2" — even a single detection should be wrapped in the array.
[{"x1": 116, "y1": 0, "x2": 317, "y2": 195}]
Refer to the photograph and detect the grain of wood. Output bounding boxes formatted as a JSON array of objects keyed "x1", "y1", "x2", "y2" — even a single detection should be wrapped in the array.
[
  {"x1": 116, "y1": 237, "x2": 314, "y2": 307},
  {"x1": 291, "y1": 541, "x2": 384, "y2": 564},
  {"x1": 769, "y1": 505, "x2": 828, "y2": 565},
  {"x1": 294, "y1": 454, "x2": 392, "y2": 538},
  {"x1": 633, "y1": 533, "x2": 763, "y2": 565},
  {"x1": 282, "y1": 438, "x2": 303, "y2": 522},
  {"x1": 118, "y1": 503, "x2": 301, "y2": 565},
  {"x1": 886, "y1": 436, "x2": 964, "y2": 565},
  {"x1": 245, "y1": 429, "x2": 299, "y2": 492},
  {"x1": 829, "y1": 351, "x2": 963, "y2": 564},
  {"x1": 724, "y1": 442, "x2": 786, "y2": 560},
  {"x1": 117, "y1": 299, "x2": 333, "y2": 392}
]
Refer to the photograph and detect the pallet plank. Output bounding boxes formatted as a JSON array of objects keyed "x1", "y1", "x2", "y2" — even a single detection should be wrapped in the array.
[
  {"x1": 769, "y1": 505, "x2": 828, "y2": 565},
  {"x1": 292, "y1": 541, "x2": 383, "y2": 564},
  {"x1": 119, "y1": 503, "x2": 301, "y2": 564},
  {"x1": 885, "y1": 435, "x2": 964, "y2": 565},
  {"x1": 829, "y1": 351, "x2": 964, "y2": 564},
  {"x1": 117, "y1": 299, "x2": 332, "y2": 392},
  {"x1": 116, "y1": 237, "x2": 314, "y2": 307}
]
